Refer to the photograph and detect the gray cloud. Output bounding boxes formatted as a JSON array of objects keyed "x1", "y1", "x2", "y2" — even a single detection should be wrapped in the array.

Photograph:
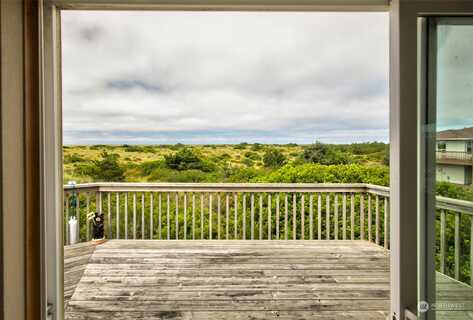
[{"x1": 61, "y1": 11, "x2": 389, "y2": 145}]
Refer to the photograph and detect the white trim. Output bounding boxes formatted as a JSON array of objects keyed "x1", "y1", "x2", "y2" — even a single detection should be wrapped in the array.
[{"x1": 46, "y1": 0, "x2": 389, "y2": 11}]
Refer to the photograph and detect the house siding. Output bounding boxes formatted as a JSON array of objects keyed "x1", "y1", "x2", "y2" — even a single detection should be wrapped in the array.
[{"x1": 437, "y1": 164, "x2": 468, "y2": 185}]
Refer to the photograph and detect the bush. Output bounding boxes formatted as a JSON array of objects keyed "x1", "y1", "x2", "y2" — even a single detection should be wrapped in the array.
[
  {"x1": 85, "y1": 151, "x2": 125, "y2": 182},
  {"x1": 255, "y1": 163, "x2": 389, "y2": 186},
  {"x1": 300, "y1": 142, "x2": 351, "y2": 165},
  {"x1": 263, "y1": 149, "x2": 287, "y2": 168},
  {"x1": 64, "y1": 153, "x2": 85, "y2": 164},
  {"x1": 164, "y1": 148, "x2": 214, "y2": 172}
]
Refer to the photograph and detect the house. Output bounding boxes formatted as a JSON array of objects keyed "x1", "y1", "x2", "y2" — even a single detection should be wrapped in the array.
[{"x1": 437, "y1": 127, "x2": 473, "y2": 185}]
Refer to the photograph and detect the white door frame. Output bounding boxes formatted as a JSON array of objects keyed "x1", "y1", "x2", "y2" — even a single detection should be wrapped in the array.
[{"x1": 39, "y1": 1, "x2": 473, "y2": 320}]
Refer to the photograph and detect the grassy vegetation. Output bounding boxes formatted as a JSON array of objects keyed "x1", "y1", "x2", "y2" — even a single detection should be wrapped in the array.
[{"x1": 63, "y1": 142, "x2": 389, "y2": 184}]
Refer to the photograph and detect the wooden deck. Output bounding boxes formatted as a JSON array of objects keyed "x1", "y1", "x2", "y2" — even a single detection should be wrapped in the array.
[{"x1": 64, "y1": 240, "x2": 390, "y2": 319}]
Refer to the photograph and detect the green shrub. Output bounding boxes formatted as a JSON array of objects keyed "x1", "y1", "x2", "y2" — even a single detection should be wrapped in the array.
[
  {"x1": 164, "y1": 148, "x2": 214, "y2": 172},
  {"x1": 300, "y1": 142, "x2": 351, "y2": 165},
  {"x1": 263, "y1": 149, "x2": 287, "y2": 168},
  {"x1": 64, "y1": 153, "x2": 85, "y2": 164},
  {"x1": 85, "y1": 151, "x2": 125, "y2": 182},
  {"x1": 255, "y1": 163, "x2": 389, "y2": 186}
]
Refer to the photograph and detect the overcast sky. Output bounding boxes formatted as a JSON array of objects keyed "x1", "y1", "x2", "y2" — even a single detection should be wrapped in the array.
[
  {"x1": 61, "y1": 11, "x2": 389, "y2": 145},
  {"x1": 437, "y1": 24, "x2": 473, "y2": 131}
]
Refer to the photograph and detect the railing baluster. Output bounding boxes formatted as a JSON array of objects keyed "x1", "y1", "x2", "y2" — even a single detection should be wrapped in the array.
[
  {"x1": 375, "y1": 195, "x2": 380, "y2": 245},
  {"x1": 242, "y1": 194, "x2": 246, "y2": 240},
  {"x1": 440, "y1": 210, "x2": 446, "y2": 274},
  {"x1": 384, "y1": 197, "x2": 389, "y2": 249},
  {"x1": 142, "y1": 193, "x2": 145, "y2": 239},
  {"x1": 309, "y1": 194, "x2": 314, "y2": 240},
  {"x1": 326, "y1": 194, "x2": 330, "y2": 240},
  {"x1": 150, "y1": 193, "x2": 153, "y2": 239},
  {"x1": 318, "y1": 193, "x2": 322, "y2": 240},
  {"x1": 217, "y1": 194, "x2": 221, "y2": 240},
  {"x1": 76, "y1": 193, "x2": 81, "y2": 242},
  {"x1": 470, "y1": 216, "x2": 473, "y2": 286},
  {"x1": 209, "y1": 193, "x2": 213, "y2": 240},
  {"x1": 250, "y1": 194, "x2": 255, "y2": 240},
  {"x1": 259, "y1": 195, "x2": 263, "y2": 240},
  {"x1": 342, "y1": 193, "x2": 347, "y2": 240},
  {"x1": 360, "y1": 194, "x2": 365, "y2": 240},
  {"x1": 86, "y1": 193, "x2": 90, "y2": 241},
  {"x1": 226, "y1": 194, "x2": 230, "y2": 240},
  {"x1": 201, "y1": 193, "x2": 204, "y2": 240},
  {"x1": 334, "y1": 194, "x2": 338, "y2": 240},
  {"x1": 268, "y1": 194, "x2": 272, "y2": 240},
  {"x1": 301, "y1": 194, "x2": 305, "y2": 240},
  {"x1": 284, "y1": 194, "x2": 288, "y2": 240},
  {"x1": 192, "y1": 194, "x2": 195, "y2": 240},
  {"x1": 175, "y1": 193, "x2": 179, "y2": 240},
  {"x1": 350, "y1": 193, "x2": 355, "y2": 240},
  {"x1": 234, "y1": 193, "x2": 238, "y2": 239},
  {"x1": 158, "y1": 193, "x2": 162, "y2": 240},
  {"x1": 293, "y1": 194, "x2": 297, "y2": 240},
  {"x1": 183, "y1": 193, "x2": 187, "y2": 240},
  {"x1": 124, "y1": 193, "x2": 128, "y2": 240},
  {"x1": 368, "y1": 193, "x2": 372, "y2": 242},
  {"x1": 276, "y1": 195, "x2": 280, "y2": 240},
  {"x1": 455, "y1": 212, "x2": 460, "y2": 280},
  {"x1": 116, "y1": 192, "x2": 120, "y2": 239},
  {"x1": 107, "y1": 193, "x2": 111, "y2": 239},
  {"x1": 65, "y1": 194, "x2": 70, "y2": 244},
  {"x1": 166, "y1": 193, "x2": 170, "y2": 240},
  {"x1": 132, "y1": 192, "x2": 137, "y2": 240}
]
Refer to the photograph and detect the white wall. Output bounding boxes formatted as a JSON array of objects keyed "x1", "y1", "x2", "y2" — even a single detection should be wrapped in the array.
[
  {"x1": 437, "y1": 164, "x2": 466, "y2": 184},
  {"x1": 445, "y1": 141, "x2": 467, "y2": 152}
]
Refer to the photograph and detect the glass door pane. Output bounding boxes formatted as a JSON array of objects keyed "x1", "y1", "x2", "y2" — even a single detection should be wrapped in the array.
[{"x1": 421, "y1": 17, "x2": 473, "y2": 320}]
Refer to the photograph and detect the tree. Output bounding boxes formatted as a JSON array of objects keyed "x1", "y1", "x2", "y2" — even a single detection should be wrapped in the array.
[
  {"x1": 263, "y1": 149, "x2": 287, "y2": 168},
  {"x1": 87, "y1": 151, "x2": 125, "y2": 181}
]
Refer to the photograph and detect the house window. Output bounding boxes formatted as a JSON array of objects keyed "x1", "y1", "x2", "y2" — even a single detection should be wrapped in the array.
[
  {"x1": 467, "y1": 141, "x2": 472, "y2": 153},
  {"x1": 437, "y1": 141, "x2": 446, "y2": 152}
]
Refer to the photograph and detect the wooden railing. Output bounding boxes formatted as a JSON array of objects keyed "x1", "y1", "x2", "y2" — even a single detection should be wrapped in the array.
[
  {"x1": 64, "y1": 183, "x2": 390, "y2": 246},
  {"x1": 437, "y1": 150, "x2": 473, "y2": 162},
  {"x1": 63, "y1": 182, "x2": 473, "y2": 285}
]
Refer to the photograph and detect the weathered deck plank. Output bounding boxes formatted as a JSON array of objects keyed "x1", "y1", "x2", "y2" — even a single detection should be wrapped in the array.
[
  {"x1": 64, "y1": 242, "x2": 98, "y2": 308},
  {"x1": 65, "y1": 240, "x2": 389, "y2": 319}
]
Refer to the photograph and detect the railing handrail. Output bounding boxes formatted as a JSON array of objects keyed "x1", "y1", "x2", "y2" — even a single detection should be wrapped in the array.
[
  {"x1": 437, "y1": 150, "x2": 472, "y2": 154},
  {"x1": 437, "y1": 196, "x2": 473, "y2": 215},
  {"x1": 65, "y1": 182, "x2": 379, "y2": 194}
]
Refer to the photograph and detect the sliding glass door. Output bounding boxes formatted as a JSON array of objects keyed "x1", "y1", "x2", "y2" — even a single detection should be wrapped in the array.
[{"x1": 420, "y1": 17, "x2": 473, "y2": 320}]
